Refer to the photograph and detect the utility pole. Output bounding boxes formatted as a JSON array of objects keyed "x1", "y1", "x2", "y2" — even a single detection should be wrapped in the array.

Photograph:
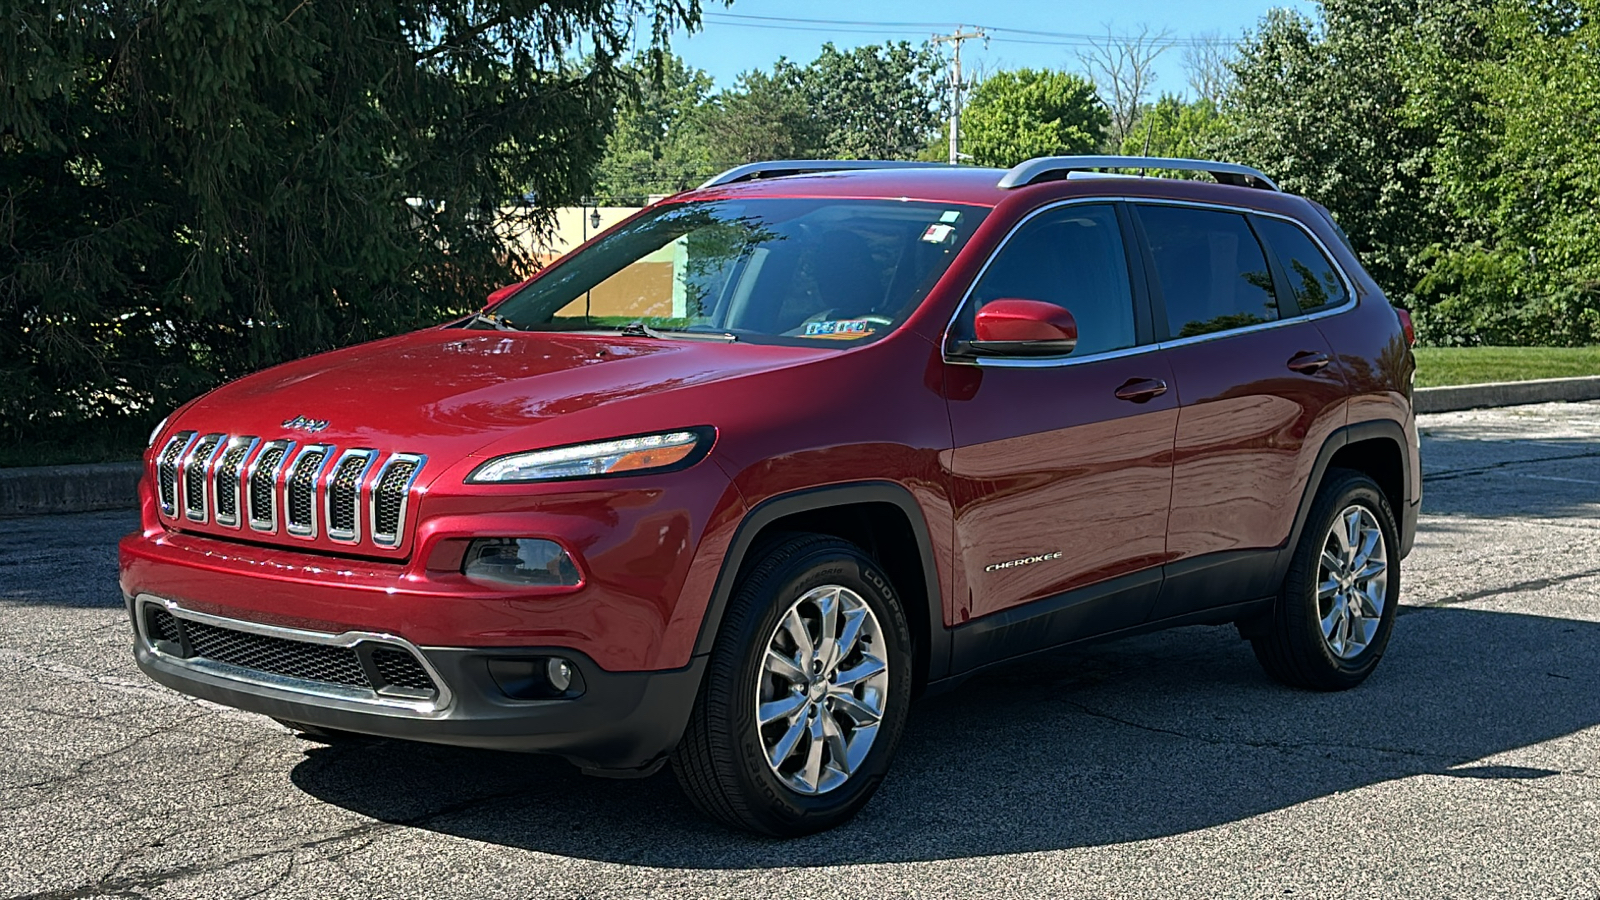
[{"x1": 933, "y1": 27, "x2": 986, "y2": 165}]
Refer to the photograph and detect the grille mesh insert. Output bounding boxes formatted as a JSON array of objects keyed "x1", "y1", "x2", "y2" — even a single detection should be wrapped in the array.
[
  {"x1": 286, "y1": 449, "x2": 326, "y2": 532},
  {"x1": 183, "y1": 435, "x2": 221, "y2": 517},
  {"x1": 157, "y1": 435, "x2": 191, "y2": 514},
  {"x1": 143, "y1": 609, "x2": 440, "y2": 700},
  {"x1": 249, "y1": 445, "x2": 287, "y2": 526},
  {"x1": 213, "y1": 440, "x2": 253, "y2": 523},
  {"x1": 327, "y1": 455, "x2": 369, "y2": 536},
  {"x1": 373, "y1": 460, "x2": 418, "y2": 541},
  {"x1": 372, "y1": 647, "x2": 436, "y2": 691}
]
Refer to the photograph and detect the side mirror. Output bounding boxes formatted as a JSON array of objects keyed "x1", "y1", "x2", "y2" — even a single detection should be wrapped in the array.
[
  {"x1": 486, "y1": 278, "x2": 532, "y2": 306},
  {"x1": 963, "y1": 298, "x2": 1078, "y2": 357}
]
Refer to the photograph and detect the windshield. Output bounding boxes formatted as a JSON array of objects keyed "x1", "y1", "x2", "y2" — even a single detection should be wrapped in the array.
[{"x1": 487, "y1": 198, "x2": 989, "y2": 345}]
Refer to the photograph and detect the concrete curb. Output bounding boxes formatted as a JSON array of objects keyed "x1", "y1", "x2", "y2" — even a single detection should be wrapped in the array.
[
  {"x1": 0, "y1": 462, "x2": 144, "y2": 518},
  {"x1": 3, "y1": 375, "x2": 1597, "y2": 516},
  {"x1": 1414, "y1": 374, "x2": 1600, "y2": 414}
]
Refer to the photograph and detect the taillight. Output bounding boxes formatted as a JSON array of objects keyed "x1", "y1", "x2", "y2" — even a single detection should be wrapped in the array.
[{"x1": 1396, "y1": 308, "x2": 1416, "y2": 347}]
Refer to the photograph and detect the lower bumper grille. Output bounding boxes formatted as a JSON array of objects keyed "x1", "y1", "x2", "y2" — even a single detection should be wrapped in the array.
[{"x1": 145, "y1": 605, "x2": 438, "y2": 701}]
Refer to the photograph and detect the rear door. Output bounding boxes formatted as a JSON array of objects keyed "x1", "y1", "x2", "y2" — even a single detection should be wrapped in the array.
[
  {"x1": 1129, "y1": 202, "x2": 1349, "y2": 620},
  {"x1": 945, "y1": 202, "x2": 1178, "y2": 663}
]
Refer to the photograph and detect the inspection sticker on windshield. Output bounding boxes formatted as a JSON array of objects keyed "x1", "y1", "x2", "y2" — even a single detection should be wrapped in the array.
[
  {"x1": 920, "y1": 223, "x2": 956, "y2": 244},
  {"x1": 803, "y1": 319, "x2": 875, "y2": 339},
  {"x1": 939, "y1": 210, "x2": 962, "y2": 223}
]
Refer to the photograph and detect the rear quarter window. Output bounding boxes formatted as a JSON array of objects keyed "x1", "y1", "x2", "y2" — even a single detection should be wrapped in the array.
[{"x1": 1252, "y1": 217, "x2": 1350, "y2": 314}]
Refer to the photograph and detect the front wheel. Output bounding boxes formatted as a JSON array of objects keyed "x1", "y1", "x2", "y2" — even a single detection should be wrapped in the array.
[
  {"x1": 672, "y1": 534, "x2": 914, "y2": 836},
  {"x1": 1251, "y1": 469, "x2": 1401, "y2": 691}
]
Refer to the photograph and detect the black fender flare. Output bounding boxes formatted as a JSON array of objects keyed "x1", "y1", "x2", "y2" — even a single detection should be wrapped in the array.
[
  {"x1": 1279, "y1": 419, "x2": 1416, "y2": 575},
  {"x1": 689, "y1": 480, "x2": 952, "y2": 684}
]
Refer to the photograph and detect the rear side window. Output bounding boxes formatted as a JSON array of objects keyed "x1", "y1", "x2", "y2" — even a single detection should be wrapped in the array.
[
  {"x1": 1136, "y1": 205, "x2": 1279, "y2": 339},
  {"x1": 1253, "y1": 217, "x2": 1350, "y2": 313},
  {"x1": 956, "y1": 204, "x2": 1136, "y2": 356}
]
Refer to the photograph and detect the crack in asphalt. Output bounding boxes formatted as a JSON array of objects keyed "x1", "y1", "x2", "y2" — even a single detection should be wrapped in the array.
[
  {"x1": 8, "y1": 784, "x2": 544, "y2": 900},
  {"x1": 1422, "y1": 449, "x2": 1600, "y2": 483},
  {"x1": 1399, "y1": 564, "x2": 1600, "y2": 615}
]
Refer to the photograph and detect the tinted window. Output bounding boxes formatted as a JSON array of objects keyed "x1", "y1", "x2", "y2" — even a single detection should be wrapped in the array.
[
  {"x1": 956, "y1": 204, "x2": 1136, "y2": 356},
  {"x1": 490, "y1": 199, "x2": 987, "y2": 346},
  {"x1": 1138, "y1": 205, "x2": 1279, "y2": 339},
  {"x1": 1254, "y1": 217, "x2": 1349, "y2": 313}
]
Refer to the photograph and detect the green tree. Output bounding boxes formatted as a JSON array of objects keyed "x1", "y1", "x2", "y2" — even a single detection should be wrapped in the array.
[
  {"x1": 795, "y1": 42, "x2": 944, "y2": 160},
  {"x1": 953, "y1": 69, "x2": 1108, "y2": 168},
  {"x1": 1119, "y1": 95, "x2": 1228, "y2": 161},
  {"x1": 594, "y1": 54, "x2": 715, "y2": 203},
  {"x1": 688, "y1": 66, "x2": 827, "y2": 170},
  {"x1": 1404, "y1": 0, "x2": 1600, "y2": 345},
  {"x1": 0, "y1": 0, "x2": 699, "y2": 455}
]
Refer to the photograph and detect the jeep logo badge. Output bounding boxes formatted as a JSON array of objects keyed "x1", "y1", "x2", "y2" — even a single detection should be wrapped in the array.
[{"x1": 281, "y1": 415, "x2": 330, "y2": 434}]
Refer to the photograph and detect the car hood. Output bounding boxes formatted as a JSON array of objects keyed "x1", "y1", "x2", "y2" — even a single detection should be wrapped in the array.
[{"x1": 170, "y1": 328, "x2": 834, "y2": 462}]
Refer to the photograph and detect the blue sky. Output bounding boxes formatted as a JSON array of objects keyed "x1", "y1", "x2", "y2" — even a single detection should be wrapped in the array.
[{"x1": 666, "y1": 1, "x2": 1317, "y2": 99}]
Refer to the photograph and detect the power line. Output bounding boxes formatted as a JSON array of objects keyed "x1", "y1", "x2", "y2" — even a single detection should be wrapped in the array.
[{"x1": 698, "y1": 11, "x2": 1222, "y2": 48}]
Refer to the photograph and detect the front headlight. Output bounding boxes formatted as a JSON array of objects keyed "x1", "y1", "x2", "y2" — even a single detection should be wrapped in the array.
[{"x1": 466, "y1": 428, "x2": 713, "y2": 484}]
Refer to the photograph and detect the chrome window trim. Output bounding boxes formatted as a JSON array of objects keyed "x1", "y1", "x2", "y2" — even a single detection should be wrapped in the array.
[
  {"x1": 135, "y1": 594, "x2": 453, "y2": 717},
  {"x1": 156, "y1": 432, "x2": 198, "y2": 517},
  {"x1": 211, "y1": 436, "x2": 260, "y2": 529},
  {"x1": 323, "y1": 448, "x2": 378, "y2": 544},
  {"x1": 180, "y1": 434, "x2": 226, "y2": 523},
  {"x1": 940, "y1": 196, "x2": 1360, "y2": 370},
  {"x1": 282, "y1": 443, "x2": 332, "y2": 539},
  {"x1": 369, "y1": 453, "x2": 426, "y2": 549},
  {"x1": 246, "y1": 439, "x2": 295, "y2": 533}
]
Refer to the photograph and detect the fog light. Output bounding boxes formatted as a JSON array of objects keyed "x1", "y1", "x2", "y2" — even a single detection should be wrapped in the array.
[
  {"x1": 546, "y1": 657, "x2": 574, "y2": 692},
  {"x1": 462, "y1": 538, "x2": 580, "y2": 587}
]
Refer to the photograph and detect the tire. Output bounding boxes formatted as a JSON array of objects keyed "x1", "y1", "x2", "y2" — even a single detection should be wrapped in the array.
[
  {"x1": 672, "y1": 533, "x2": 915, "y2": 836},
  {"x1": 1251, "y1": 469, "x2": 1401, "y2": 691}
]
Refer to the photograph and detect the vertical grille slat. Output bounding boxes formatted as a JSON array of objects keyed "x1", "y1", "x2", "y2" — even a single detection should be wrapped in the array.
[
  {"x1": 211, "y1": 437, "x2": 257, "y2": 528},
  {"x1": 247, "y1": 441, "x2": 292, "y2": 532},
  {"x1": 181, "y1": 434, "x2": 224, "y2": 522},
  {"x1": 370, "y1": 455, "x2": 423, "y2": 548},
  {"x1": 156, "y1": 432, "x2": 196, "y2": 517},
  {"x1": 325, "y1": 451, "x2": 374, "y2": 543},
  {"x1": 284, "y1": 446, "x2": 330, "y2": 538}
]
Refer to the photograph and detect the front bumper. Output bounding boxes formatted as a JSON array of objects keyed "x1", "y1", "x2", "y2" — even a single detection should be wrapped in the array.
[{"x1": 127, "y1": 594, "x2": 705, "y2": 773}]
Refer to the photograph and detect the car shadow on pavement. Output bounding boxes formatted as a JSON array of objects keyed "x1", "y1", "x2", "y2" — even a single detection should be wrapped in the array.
[{"x1": 290, "y1": 605, "x2": 1600, "y2": 867}]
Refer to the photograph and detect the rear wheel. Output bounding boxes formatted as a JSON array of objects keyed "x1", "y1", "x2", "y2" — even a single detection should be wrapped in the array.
[
  {"x1": 1251, "y1": 469, "x2": 1400, "y2": 691},
  {"x1": 672, "y1": 534, "x2": 914, "y2": 836}
]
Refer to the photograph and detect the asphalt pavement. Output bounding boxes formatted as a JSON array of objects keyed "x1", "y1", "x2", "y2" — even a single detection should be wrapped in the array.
[{"x1": 3, "y1": 401, "x2": 1598, "y2": 899}]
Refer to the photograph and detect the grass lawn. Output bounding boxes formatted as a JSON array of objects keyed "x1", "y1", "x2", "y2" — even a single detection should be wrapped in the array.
[{"x1": 1412, "y1": 346, "x2": 1600, "y2": 388}]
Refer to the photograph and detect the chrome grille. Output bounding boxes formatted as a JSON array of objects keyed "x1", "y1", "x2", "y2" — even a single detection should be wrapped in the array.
[
  {"x1": 247, "y1": 441, "x2": 292, "y2": 532},
  {"x1": 154, "y1": 432, "x2": 422, "y2": 551},
  {"x1": 371, "y1": 455, "x2": 423, "y2": 548},
  {"x1": 325, "y1": 450, "x2": 375, "y2": 543},
  {"x1": 211, "y1": 437, "x2": 258, "y2": 528},
  {"x1": 181, "y1": 434, "x2": 224, "y2": 522},
  {"x1": 156, "y1": 432, "x2": 196, "y2": 516},
  {"x1": 284, "y1": 446, "x2": 329, "y2": 537}
]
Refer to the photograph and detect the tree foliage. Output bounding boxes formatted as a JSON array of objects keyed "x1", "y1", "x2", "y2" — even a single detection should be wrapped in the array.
[
  {"x1": 0, "y1": 0, "x2": 699, "y2": 454},
  {"x1": 958, "y1": 69, "x2": 1108, "y2": 167}
]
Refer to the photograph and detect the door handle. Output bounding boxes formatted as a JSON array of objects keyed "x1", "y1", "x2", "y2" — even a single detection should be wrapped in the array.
[
  {"x1": 1114, "y1": 377, "x2": 1168, "y2": 403},
  {"x1": 1287, "y1": 351, "x2": 1331, "y2": 374}
]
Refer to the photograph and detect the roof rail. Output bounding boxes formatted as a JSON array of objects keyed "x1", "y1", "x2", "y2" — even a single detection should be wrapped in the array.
[
  {"x1": 997, "y1": 156, "x2": 1280, "y2": 192},
  {"x1": 698, "y1": 160, "x2": 948, "y2": 190}
]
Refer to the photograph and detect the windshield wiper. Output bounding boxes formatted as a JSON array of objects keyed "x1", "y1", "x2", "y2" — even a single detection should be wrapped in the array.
[
  {"x1": 470, "y1": 311, "x2": 519, "y2": 331},
  {"x1": 616, "y1": 321, "x2": 738, "y2": 342}
]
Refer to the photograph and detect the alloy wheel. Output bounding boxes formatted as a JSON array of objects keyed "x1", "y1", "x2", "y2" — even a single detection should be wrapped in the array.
[
  {"x1": 755, "y1": 584, "x2": 889, "y2": 795},
  {"x1": 1317, "y1": 504, "x2": 1389, "y2": 659}
]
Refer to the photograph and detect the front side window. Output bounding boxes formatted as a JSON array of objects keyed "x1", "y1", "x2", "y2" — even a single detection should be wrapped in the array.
[
  {"x1": 486, "y1": 198, "x2": 988, "y2": 346},
  {"x1": 1253, "y1": 217, "x2": 1350, "y2": 313},
  {"x1": 952, "y1": 203, "x2": 1136, "y2": 356},
  {"x1": 1137, "y1": 205, "x2": 1279, "y2": 339}
]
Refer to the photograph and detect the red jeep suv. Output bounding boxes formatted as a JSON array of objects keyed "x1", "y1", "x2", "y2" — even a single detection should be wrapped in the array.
[{"x1": 122, "y1": 156, "x2": 1420, "y2": 836}]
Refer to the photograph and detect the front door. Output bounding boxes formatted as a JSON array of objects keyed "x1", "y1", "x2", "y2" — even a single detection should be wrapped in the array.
[{"x1": 945, "y1": 202, "x2": 1178, "y2": 663}]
